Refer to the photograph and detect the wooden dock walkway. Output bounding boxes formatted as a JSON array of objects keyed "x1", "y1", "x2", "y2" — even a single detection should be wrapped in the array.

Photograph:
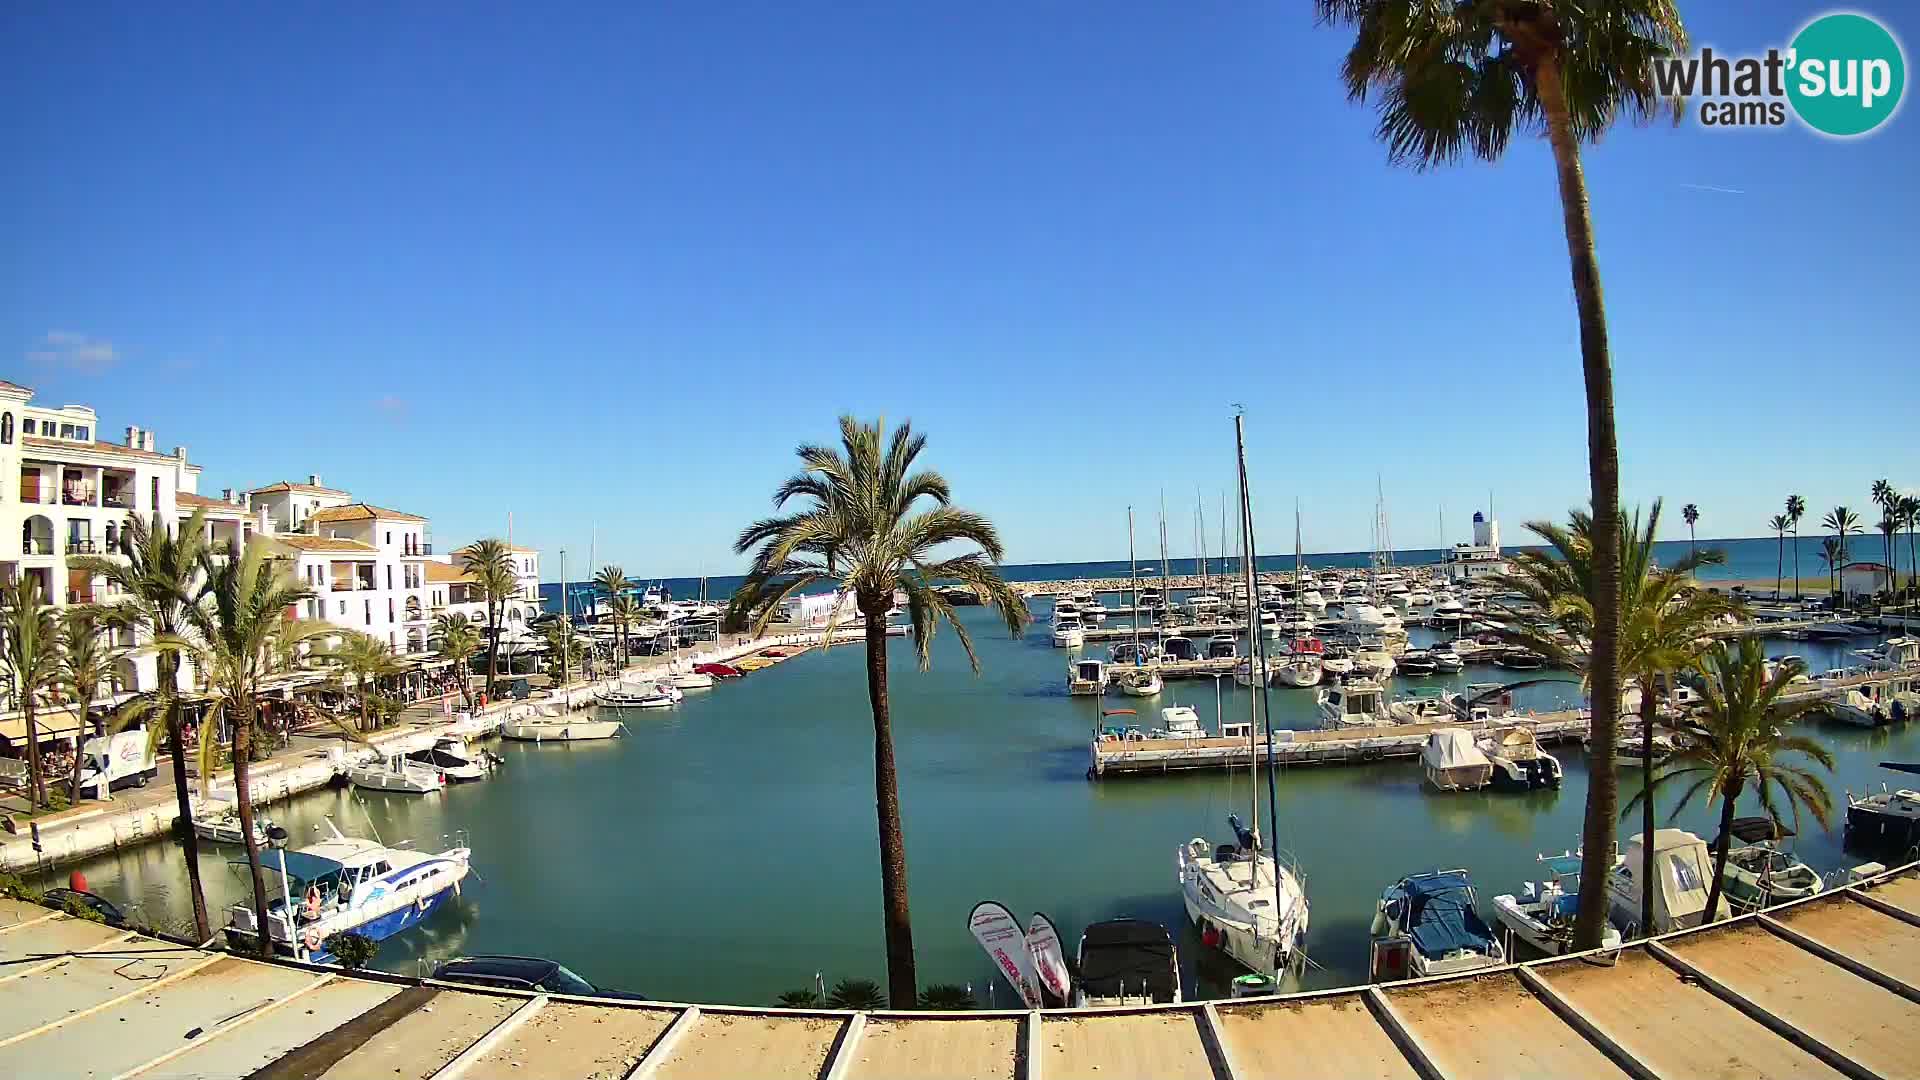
[
  {"x1": 1090, "y1": 711, "x2": 1591, "y2": 777},
  {"x1": 1, "y1": 862, "x2": 1915, "y2": 1079}
]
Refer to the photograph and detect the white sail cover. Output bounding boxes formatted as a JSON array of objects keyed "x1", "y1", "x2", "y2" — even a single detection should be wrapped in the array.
[
  {"x1": 1026, "y1": 912, "x2": 1071, "y2": 1002},
  {"x1": 968, "y1": 901, "x2": 1042, "y2": 1008}
]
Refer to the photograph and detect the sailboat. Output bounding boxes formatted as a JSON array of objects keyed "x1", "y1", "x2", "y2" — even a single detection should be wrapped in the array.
[
  {"x1": 1114, "y1": 508, "x2": 1162, "y2": 697},
  {"x1": 1176, "y1": 415, "x2": 1310, "y2": 980},
  {"x1": 1275, "y1": 507, "x2": 1325, "y2": 688}
]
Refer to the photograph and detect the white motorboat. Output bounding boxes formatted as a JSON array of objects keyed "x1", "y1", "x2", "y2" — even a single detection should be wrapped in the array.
[
  {"x1": 407, "y1": 737, "x2": 500, "y2": 783},
  {"x1": 1298, "y1": 589, "x2": 1326, "y2": 612},
  {"x1": 1115, "y1": 668, "x2": 1162, "y2": 697},
  {"x1": 1318, "y1": 645, "x2": 1355, "y2": 678},
  {"x1": 1844, "y1": 785, "x2": 1920, "y2": 853},
  {"x1": 600, "y1": 681, "x2": 682, "y2": 709},
  {"x1": 1606, "y1": 829, "x2": 1719, "y2": 935},
  {"x1": 1351, "y1": 639, "x2": 1397, "y2": 679},
  {"x1": 1275, "y1": 637, "x2": 1325, "y2": 688},
  {"x1": 1478, "y1": 727, "x2": 1563, "y2": 790},
  {"x1": 1823, "y1": 689, "x2": 1884, "y2": 727},
  {"x1": 1492, "y1": 853, "x2": 1623, "y2": 957},
  {"x1": 1860, "y1": 635, "x2": 1920, "y2": 671},
  {"x1": 1430, "y1": 645, "x2": 1465, "y2": 673},
  {"x1": 1052, "y1": 616, "x2": 1086, "y2": 649},
  {"x1": 1161, "y1": 636, "x2": 1199, "y2": 661},
  {"x1": 1206, "y1": 635, "x2": 1239, "y2": 661},
  {"x1": 1370, "y1": 871, "x2": 1504, "y2": 981},
  {"x1": 1317, "y1": 679, "x2": 1392, "y2": 728},
  {"x1": 1186, "y1": 593, "x2": 1224, "y2": 619},
  {"x1": 1395, "y1": 649, "x2": 1439, "y2": 677},
  {"x1": 1110, "y1": 642, "x2": 1157, "y2": 666},
  {"x1": 1159, "y1": 706, "x2": 1205, "y2": 738},
  {"x1": 1390, "y1": 687, "x2": 1456, "y2": 724},
  {"x1": 501, "y1": 707, "x2": 625, "y2": 742},
  {"x1": 1421, "y1": 729, "x2": 1494, "y2": 791},
  {"x1": 1717, "y1": 818, "x2": 1824, "y2": 914},
  {"x1": 191, "y1": 796, "x2": 277, "y2": 846},
  {"x1": 668, "y1": 668, "x2": 716, "y2": 690},
  {"x1": 1343, "y1": 603, "x2": 1401, "y2": 637},
  {"x1": 225, "y1": 819, "x2": 471, "y2": 964},
  {"x1": 347, "y1": 753, "x2": 445, "y2": 795},
  {"x1": 1068, "y1": 657, "x2": 1110, "y2": 696},
  {"x1": 1072, "y1": 919, "x2": 1182, "y2": 1007}
]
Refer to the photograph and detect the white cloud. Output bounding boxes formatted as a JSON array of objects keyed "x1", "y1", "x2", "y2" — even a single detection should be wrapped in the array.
[{"x1": 27, "y1": 330, "x2": 118, "y2": 374}]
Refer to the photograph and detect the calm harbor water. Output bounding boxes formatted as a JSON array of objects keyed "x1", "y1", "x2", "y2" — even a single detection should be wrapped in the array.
[{"x1": 54, "y1": 602, "x2": 1918, "y2": 1006}]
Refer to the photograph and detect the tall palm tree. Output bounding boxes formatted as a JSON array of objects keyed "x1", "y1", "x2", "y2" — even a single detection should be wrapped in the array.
[
  {"x1": 1681, "y1": 503, "x2": 1700, "y2": 575},
  {"x1": 1877, "y1": 509, "x2": 1901, "y2": 608},
  {"x1": 1627, "y1": 639, "x2": 1831, "y2": 924},
  {"x1": 1313, "y1": 0, "x2": 1685, "y2": 947},
  {"x1": 56, "y1": 606, "x2": 128, "y2": 807},
  {"x1": 1785, "y1": 495, "x2": 1807, "y2": 599},
  {"x1": 1818, "y1": 537, "x2": 1844, "y2": 596},
  {"x1": 593, "y1": 565, "x2": 630, "y2": 666},
  {"x1": 431, "y1": 614, "x2": 481, "y2": 708},
  {"x1": 1822, "y1": 506, "x2": 1860, "y2": 598},
  {"x1": 0, "y1": 576, "x2": 60, "y2": 809},
  {"x1": 184, "y1": 540, "x2": 325, "y2": 957},
  {"x1": 1768, "y1": 513, "x2": 1789, "y2": 600},
  {"x1": 460, "y1": 540, "x2": 517, "y2": 699},
  {"x1": 1491, "y1": 500, "x2": 1735, "y2": 940},
  {"x1": 725, "y1": 417, "x2": 1029, "y2": 1005},
  {"x1": 1871, "y1": 480, "x2": 1895, "y2": 580},
  {"x1": 73, "y1": 509, "x2": 217, "y2": 938},
  {"x1": 1902, "y1": 494, "x2": 1920, "y2": 604},
  {"x1": 607, "y1": 594, "x2": 642, "y2": 669}
]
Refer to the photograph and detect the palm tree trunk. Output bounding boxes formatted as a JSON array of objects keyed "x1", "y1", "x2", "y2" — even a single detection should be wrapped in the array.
[
  {"x1": 1537, "y1": 56, "x2": 1623, "y2": 952},
  {"x1": 68, "y1": 702, "x2": 96, "y2": 807},
  {"x1": 485, "y1": 604, "x2": 500, "y2": 699},
  {"x1": 1638, "y1": 679, "x2": 1658, "y2": 939},
  {"x1": 861, "y1": 595, "x2": 916, "y2": 1007},
  {"x1": 162, "y1": 657, "x2": 212, "y2": 940},
  {"x1": 231, "y1": 697, "x2": 275, "y2": 958},
  {"x1": 1792, "y1": 527, "x2": 1800, "y2": 598},
  {"x1": 1701, "y1": 784, "x2": 1740, "y2": 925},
  {"x1": 24, "y1": 701, "x2": 45, "y2": 810},
  {"x1": 1775, "y1": 533, "x2": 1783, "y2": 600}
]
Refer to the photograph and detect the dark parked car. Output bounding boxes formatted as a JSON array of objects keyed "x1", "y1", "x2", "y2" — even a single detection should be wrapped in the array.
[
  {"x1": 43, "y1": 887, "x2": 127, "y2": 927},
  {"x1": 430, "y1": 955, "x2": 646, "y2": 1000}
]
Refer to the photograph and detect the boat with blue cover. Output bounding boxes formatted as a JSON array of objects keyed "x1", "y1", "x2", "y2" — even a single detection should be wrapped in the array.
[
  {"x1": 223, "y1": 820, "x2": 472, "y2": 964},
  {"x1": 1369, "y1": 870, "x2": 1505, "y2": 980}
]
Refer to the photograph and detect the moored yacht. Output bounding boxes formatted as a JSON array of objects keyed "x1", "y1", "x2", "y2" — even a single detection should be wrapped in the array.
[
  {"x1": 1605, "y1": 829, "x2": 1718, "y2": 935},
  {"x1": 1072, "y1": 919, "x2": 1182, "y2": 1007},
  {"x1": 502, "y1": 705, "x2": 625, "y2": 742},
  {"x1": 1317, "y1": 679, "x2": 1391, "y2": 729},
  {"x1": 1052, "y1": 615, "x2": 1087, "y2": 648},
  {"x1": 1420, "y1": 729, "x2": 1494, "y2": 791},
  {"x1": 1370, "y1": 870, "x2": 1504, "y2": 981},
  {"x1": 1717, "y1": 817, "x2": 1824, "y2": 913},
  {"x1": 1068, "y1": 657, "x2": 1111, "y2": 696},
  {"x1": 407, "y1": 736, "x2": 501, "y2": 783},
  {"x1": 347, "y1": 752, "x2": 445, "y2": 795},
  {"x1": 1492, "y1": 853, "x2": 1622, "y2": 957},
  {"x1": 1477, "y1": 727, "x2": 1562, "y2": 790},
  {"x1": 1275, "y1": 637, "x2": 1325, "y2": 688},
  {"x1": 1178, "y1": 817, "x2": 1310, "y2": 980},
  {"x1": 1115, "y1": 667, "x2": 1162, "y2": 697}
]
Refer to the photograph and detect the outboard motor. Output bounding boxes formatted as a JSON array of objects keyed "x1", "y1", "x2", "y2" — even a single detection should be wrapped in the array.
[{"x1": 266, "y1": 825, "x2": 290, "y2": 850}]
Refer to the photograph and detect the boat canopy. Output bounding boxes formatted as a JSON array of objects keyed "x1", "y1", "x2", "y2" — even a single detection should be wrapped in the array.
[
  {"x1": 1721, "y1": 816, "x2": 1793, "y2": 845},
  {"x1": 1077, "y1": 920, "x2": 1177, "y2": 1002},
  {"x1": 1425, "y1": 730, "x2": 1489, "y2": 769},
  {"x1": 1395, "y1": 872, "x2": 1495, "y2": 960},
  {"x1": 235, "y1": 849, "x2": 347, "y2": 889}
]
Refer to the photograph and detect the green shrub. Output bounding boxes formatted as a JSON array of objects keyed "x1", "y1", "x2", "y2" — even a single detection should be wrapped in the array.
[
  {"x1": 824, "y1": 978, "x2": 885, "y2": 1010},
  {"x1": 917, "y1": 983, "x2": 977, "y2": 1010},
  {"x1": 323, "y1": 931, "x2": 378, "y2": 969}
]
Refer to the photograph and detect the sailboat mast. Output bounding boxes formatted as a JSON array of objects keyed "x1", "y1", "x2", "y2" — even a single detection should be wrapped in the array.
[
  {"x1": 1158, "y1": 493, "x2": 1170, "y2": 655},
  {"x1": 1128, "y1": 508, "x2": 1140, "y2": 662},
  {"x1": 1236, "y1": 415, "x2": 1287, "y2": 924},
  {"x1": 1237, "y1": 459, "x2": 1260, "y2": 856}
]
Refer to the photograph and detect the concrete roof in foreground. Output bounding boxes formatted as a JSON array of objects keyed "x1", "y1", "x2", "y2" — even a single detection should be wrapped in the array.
[{"x1": 0, "y1": 863, "x2": 1916, "y2": 1079}]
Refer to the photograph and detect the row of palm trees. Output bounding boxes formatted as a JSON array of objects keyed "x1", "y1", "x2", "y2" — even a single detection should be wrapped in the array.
[{"x1": 1767, "y1": 485, "x2": 1919, "y2": 602}]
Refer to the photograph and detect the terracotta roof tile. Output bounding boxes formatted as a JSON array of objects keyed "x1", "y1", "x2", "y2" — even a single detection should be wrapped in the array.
[
  {"x1": 175, "y1": 492, "x2": 247, "y2": 517},
  {"x1": 308, "y1": 503, "x2": 427, "y2": 524},
  {"x1": 21, "y1": 434, "x2": 185, "y2": 463},
  {"x1": 269, "y1": 534, "x2": 378, "y2": 554},
  {"x1": 426, "y1": 562, "x2": 473, "y2": 583},
  {"x1": 249, "y1": 480, "x2": 351, "y2": 496}
]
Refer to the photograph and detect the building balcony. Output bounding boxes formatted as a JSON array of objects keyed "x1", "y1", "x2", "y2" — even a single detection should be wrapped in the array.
[
  {"x1": 103, "y1": 493, "x2": 135, "y2": 510},
  {"x1": 403, "y1": 543, "x2": 434, "y2": 556},
  {"x1": 21, "y1": 541, "x2": 54, "y2": 557},
  {"x1": 65, "y1": 539, "x2": 100, "y2": 555}
]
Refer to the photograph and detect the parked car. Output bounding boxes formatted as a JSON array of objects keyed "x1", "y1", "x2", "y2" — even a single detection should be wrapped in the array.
[
  {"x1": 430, "y1": 955, "x2": 646, "y2": 1000},
  {"x1": 42, "y1": 887, "x2": 127, "y2": 927}
]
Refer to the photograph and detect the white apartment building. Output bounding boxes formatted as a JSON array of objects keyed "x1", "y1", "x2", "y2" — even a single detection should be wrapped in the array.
[
  {"x1": 427, "y1": 544, "x2": 543, "y2": 633},
  {"x1": 249, "y1": 480, "x2": 436, "y2": 656},
  {"x1": 0, "y1": 381, "x2": 208, "y2": 719}
]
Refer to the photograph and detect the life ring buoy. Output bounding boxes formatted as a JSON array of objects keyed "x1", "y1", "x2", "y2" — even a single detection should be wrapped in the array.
[{"x1": 304, "y1": 927, "x2": 323, "y2": 952}]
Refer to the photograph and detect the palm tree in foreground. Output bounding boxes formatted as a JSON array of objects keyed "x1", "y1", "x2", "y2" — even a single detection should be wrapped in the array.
[
  {"x1": 57, "y1": 606, "x2": 128, "y2": 807},
  {"x1": 1786, "y1": 494, "x2": 1807, "y2": 599},
  {"x1": 1492, "y1": 500, "x2": 1735, "y2": 940},
  {"x1": 185, "y1": 541, "x2": 325, "y2": 957},
  {"x1": 432, "y1": 614, "x2": 482, "y2": 708},
  {"x1": 725, "y1": 417, "x2": 1029, "y2": 1006},
  {"x1": 1768, "y1": 513, "x2": 1789, "y2": 600},
  {"x1": 0, "y1": 577, "x2": 60, "y2": 809},
  {"x1": 74, "y1": 510, "x2": 217, "y2": 939},
  {"x1": 1628, "y1": 639, "x2": 1831, "y2": 924},
  {"x1": 1314, "y1": 0, "x2": 1686, "y2": 951},
  {"x1": 461, "y1": 540, "x2": 518, "y2": 699}
]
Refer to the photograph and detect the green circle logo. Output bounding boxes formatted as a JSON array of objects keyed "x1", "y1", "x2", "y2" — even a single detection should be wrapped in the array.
[{"x1": 1787, "y1": 13, "x2": 1906, "y2": 136}]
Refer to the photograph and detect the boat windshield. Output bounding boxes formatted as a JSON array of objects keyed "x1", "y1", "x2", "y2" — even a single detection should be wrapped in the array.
[{"x1": 542, "y1": 964, "x2": 599, "y2": 995}]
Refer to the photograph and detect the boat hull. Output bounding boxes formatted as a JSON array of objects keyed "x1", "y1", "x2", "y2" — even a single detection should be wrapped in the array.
[{"x1": 501, "y1": 719, "x2": 624, "y2": 741}]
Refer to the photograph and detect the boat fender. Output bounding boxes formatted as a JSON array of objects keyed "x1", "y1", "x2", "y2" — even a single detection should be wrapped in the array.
[
  {"x1": 1201, "y1": 923, "x2": 1221, "y2": 949},
  {"x1": 304, "y1": 927, "x2": 323, "y2": 952}
]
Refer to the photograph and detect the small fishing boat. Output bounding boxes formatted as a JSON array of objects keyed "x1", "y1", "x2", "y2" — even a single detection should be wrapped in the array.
[
  {"x1": 693, "y1": 662, "x2": 743, "y2": 678},
  {"x1": 1491, "y1": 853, "x2": 1622, "y2": 957},
  {"x1": 1477, "y1": 726, "x2": 1562, "y2": 790},
  {"x1": 1395, "y1": 650, "x2": 1439, "y2": 677},
  {"x1": 1068, "y1": 657, "x2": 1110, "y2": 696},
  {"x1": 407, "y1": 737, "x2": 501, "y2": 783},
  {"x1": 600, "y1": 681, "x2": 683, "y2": 709},
  {"x1": 501, "y1": 707, "x2": 625, "y2": 742},
  {"x1": 1389, "y1": 686, "x2": 1455, "y2": 724},
  {"x1": 1115, "y1": 667, "x2": 1162, "y2": 697},
  {"x1": 1605, "y1": 829, "x2": 1718, "y2": 935},
  {"x1": 1717, "y1": 818, "x2": 1824, "y2": 914},
  {"x1": 1496, "y1": 648, "x2": 1547, "y2": 671},
  {"x1": 1052, "y1": 616, "x2": 1086, "y2": 649},
  {"x1": 1844, "y1": 784, "x2": 1920, "y2": 853},
  {"x1": 1421, "y1": 729, "x2": 1493, "y2": 791},
  {"x1": 1370, "y1": 870, "x2": 1504, "y2": 981},
  {"x1": 1158, "y1": 706, "x2": 1205, "y2": 738},
  {"x1": 191, "y1": 797, "x2": 278, "y2": 846},
  {"x1": 668, "y1": 669, "x2": 716, "y2": 690},
  {"x1": 225, "y1": 819, "x2": 471, "y2": 963},
  {"x1": 1317, "y1": 679, "x2": 1391, "y2": 729},
  {"x1": 1430, "y1": 645, "x2": 1465, "y2": 674},
  {"x1": 347, "y1": 753, "x2": 445, "y2": 795},
  {"x1": 1072, "y1": 919, "x2": 1182, "y2": 1007}
]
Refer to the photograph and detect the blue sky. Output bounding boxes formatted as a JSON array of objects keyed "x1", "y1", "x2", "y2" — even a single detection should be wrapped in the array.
[{"x1": 4, "y1": 2, "x2": 1914, "y2": 577}]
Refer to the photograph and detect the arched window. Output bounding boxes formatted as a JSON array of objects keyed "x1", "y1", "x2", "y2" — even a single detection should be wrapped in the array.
[{"x1": 1, "y1": 413, "x2": 12, "y2": 444}]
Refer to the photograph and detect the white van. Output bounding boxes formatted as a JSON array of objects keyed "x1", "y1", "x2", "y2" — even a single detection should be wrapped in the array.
[{"x1": 78, "y1": 729, "x2": 157, "y2": 797}]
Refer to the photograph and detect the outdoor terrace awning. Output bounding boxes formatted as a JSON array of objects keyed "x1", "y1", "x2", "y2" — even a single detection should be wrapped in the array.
[{"x1": 0, "y1": 706, "x2": 90, "y2": 743}]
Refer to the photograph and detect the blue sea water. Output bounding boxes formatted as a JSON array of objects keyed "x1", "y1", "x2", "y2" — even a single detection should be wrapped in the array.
[{"x1": 543, "y1": 536, "x2": 1813, "y2": 612}]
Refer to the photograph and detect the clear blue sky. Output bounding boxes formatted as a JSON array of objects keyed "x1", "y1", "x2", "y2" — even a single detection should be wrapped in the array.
[{"x1": 4, "y1": 2, "x2": 1914, "y2": 577}]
